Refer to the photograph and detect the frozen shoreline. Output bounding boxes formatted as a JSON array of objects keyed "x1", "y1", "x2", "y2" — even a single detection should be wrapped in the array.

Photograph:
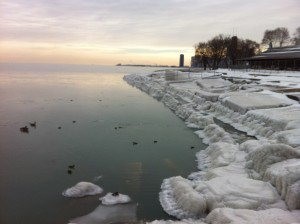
[{"x1": 124, "y1": 69, "x2": 300, "y2": 224}]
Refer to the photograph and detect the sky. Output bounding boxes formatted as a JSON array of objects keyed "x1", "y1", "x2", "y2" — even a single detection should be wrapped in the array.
[{"x1": 0, "y1": 0, "x2": 299, "y2": 66}]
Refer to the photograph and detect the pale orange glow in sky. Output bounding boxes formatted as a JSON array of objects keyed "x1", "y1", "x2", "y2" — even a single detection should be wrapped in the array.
[{"x1": 0, "y1": 0, "x2": 299, "y2": 66}]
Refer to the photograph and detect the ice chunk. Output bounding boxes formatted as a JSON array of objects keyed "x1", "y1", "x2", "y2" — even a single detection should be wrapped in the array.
[
  {"x1": 264, "y1": 159, "x2": 300, "y2": 209},
  {"x1": 62, "y1": 182, "x2": 103, "y2": 198},
  {"x1": 239, "y1": 139, "x2": 271, "y2": 153},
  {"x1": 286, "y1": 180, "x2": 300, "y2": 210},
  {"x1": 100, "y1": 192, "x2": 131, "y2": 205},
  {"x1": 195, "y1": 176, "x2": 285, "y2": 212},
  {"x1": 186, "y1": 113, "x2": 214, "y2": 129},
  {"x1": 159, "y1": 176, "x2": 206, "y2": 219},
  {"x1": 159, "y1": 176, "x2": 285, "y2": 219},
  {"x1": 206, "y1": 207, "x2": 300, "y2": 224},
  {"x1": 275, "y1": 129, "x2": 300, "y2": 147},
  {"x1": 195, "y1": 124, "x2": 235, "y2": 145},
  {"x1": 147, "y1": 220, "x2": 206, "y2": 224},
  {"x1": 246, "y1": 144, "x2": 300, "y2": 178},
  {"x1": 196, "y1": 143, "x2": 239, "y2": 170},
  {"x1": 69, "y1": 203, "x2": 137, "y2": 224}
]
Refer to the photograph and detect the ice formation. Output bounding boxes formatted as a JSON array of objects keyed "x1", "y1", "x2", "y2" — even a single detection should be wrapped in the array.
[
  {"x1": 206, "y1": 207, "x2": 300, "y2": 224},
  {"x1": 100, "y1": 192, "x2": 131, "y2": 205},
  {"x1": 124, "y1": 70, "x2": 300, "y2": 222},
  {"x1": 62, "y1": 182, "x2": 103, "y2": 198},
  {"x1": 69, "y1": 203, "x2": 137, "y2": 224}
]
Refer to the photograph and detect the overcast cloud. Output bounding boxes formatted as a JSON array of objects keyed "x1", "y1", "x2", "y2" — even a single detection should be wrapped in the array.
[{"x1": 0, "y1": 0, "x2": 299, "y2": 64}]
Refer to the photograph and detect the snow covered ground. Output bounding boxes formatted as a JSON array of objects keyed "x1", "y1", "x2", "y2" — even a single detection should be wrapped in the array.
[{"x1": 124, "y1": 69, "x2": 300, "y2": 224}]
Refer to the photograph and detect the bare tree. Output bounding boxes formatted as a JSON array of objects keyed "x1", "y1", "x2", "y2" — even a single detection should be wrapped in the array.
[
  {"x1": 195, "y1": 42, "x2": 211, "y2": 70},
  {"x1": 292, "y1": 27, "x2": 300, "y2": 45},
  {"x1": 208, "y1": 34, "x2": 231, "y2": 69},
  {"x1": 262, "y1": 27, "x2": 290, "y2": 47}
]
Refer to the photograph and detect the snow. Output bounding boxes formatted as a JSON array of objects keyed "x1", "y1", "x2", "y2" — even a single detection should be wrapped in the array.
[
  {"x1": 62, "y1": 182, "x2": 103, "y2": 198},
  {"x1": 123, "y1": 69, "x2": 300, "y2": 222}
]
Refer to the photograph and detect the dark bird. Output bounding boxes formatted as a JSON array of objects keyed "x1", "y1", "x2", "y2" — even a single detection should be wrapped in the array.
[
  {"x1": 29, "y1": 122, "x2": 36, "y2": 128},
  {"x1": 67, "y1": 170, "x2": 72, "y2": 174},
  {"x1": 58, "y1": 126, "x2": 62, "y2": 130},
  {"x1": 118, "y1": 126, "x2": 123, "y2": 129},
  {"x1": 190, "y1": 146, "x2": 195, "y2": 149},
  {"x1": 68, "y1": 165, "x2": 75, "y2": 169},
  {"x1": 132, "y1": 142, "x2": 138, "y2": 145},
  {"x1": 114, "y1": 127, "x2": 118, "y2": 130},
  {"x1": 112, "y1": 192, "x2": 119, "y2": 196},
  {"x1": 20, "y1": 126, "x2": 29, "y2": 133},
  {"x1": 154, "y1": 140, "x2": 158, "y2": 143},
  {"x1": 72, "y1": 121, "x2": 76, "y2": 123}
]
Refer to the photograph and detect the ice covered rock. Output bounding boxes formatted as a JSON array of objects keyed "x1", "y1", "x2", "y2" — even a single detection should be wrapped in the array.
[
  {"x1": 206, "y1": 207, "x2": 300, "y2": 224},
  {"x1": 62, "y1": 182, "x2": 103, "y2": 198},
  {"x1": 286, "y1": 180, "x2": 300, "y2": 210},
  {"x1": 275, "y1": 128, "x2": 300, "y2": 147},
  {"x1": 186, "y1": 113, "x2": 214, "y2": 129},
  {"x1": 100, "y1": 192, "x2": 131, "y2": 205},
  {"x1": 196, "y1": 143, "x2": 239, "y2": 170},
  {"x1": 205, "y1": 163, "x2": 248, "y2": 180},
  {"x1": 159, "y1": 176, "x2": 285, "y2": 219},
  {"x1": 264, "y1": 159, "x2": 300, "y2": 209},
  {"x1": 239, "y1": 139, "x2": 271, "y2": 153},
  {"x1": 246, "y1": 143, "x2": 300, "y2": 178},
  {"x1": 159, "y1": 176, "x2": 206, "y2": 219},
  {"x1": 69, "y1": 203, "x2": 137, "y2": 224},
  {"x1": 220, "y1": 92, "x2": 294, "y2": 114},
  {"x1": 195, "y1": 124, "x2": 235, "y2": 145},
  {"x1": 147, "y1": 220, "x2": 206, "y2": 224}
]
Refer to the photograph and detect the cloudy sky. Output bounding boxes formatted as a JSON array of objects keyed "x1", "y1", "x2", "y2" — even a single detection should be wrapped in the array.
[{"x1": 0, "y1": 0, "x2": 299, "y2": 65}]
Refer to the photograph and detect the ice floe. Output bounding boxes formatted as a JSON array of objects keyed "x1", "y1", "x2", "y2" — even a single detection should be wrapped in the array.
[{"x1": 62, "y1": 182, "x2": 103, "y2": 198}]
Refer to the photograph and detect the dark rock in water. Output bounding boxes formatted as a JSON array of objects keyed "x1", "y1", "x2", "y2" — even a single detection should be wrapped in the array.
[
  {"x1": 154, "y1": 140, "x2": 158, "y2": 143},
  {"x1": 58, "y1": 126, "x2": 62, "y2": 130},
  {"x1": 68, "y1": 165, "x2": 75, "y2": 169},
  {"x1": 69, "y1": 203, "x2": 137, "y2": 224},
  {"x1": 29, "y1": 122, "x2": 36, "y2": 128},
  {"x1": 132, "y1": 142, "x2": 138, "y2": 145},
  {"x1": 72, "y1": 121, "x2": 76, "y2": 123},
  {"x1": 20, "y1": 126, "x2": 29, "y2": 133},
  {"x1": 190, "y1": 146, "x2": 195, "y2": 149},
  {"x1": 112, "y1": 192, "x2": 119, "y2": 196},
  {"x1": 67, "y1": 170, "x2": 72, "y2": 174}
]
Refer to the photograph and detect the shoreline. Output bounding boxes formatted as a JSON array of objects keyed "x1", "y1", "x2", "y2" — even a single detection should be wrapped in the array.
[{"x1": 124, "y1": 69, "x2": 300, "y2": 223}]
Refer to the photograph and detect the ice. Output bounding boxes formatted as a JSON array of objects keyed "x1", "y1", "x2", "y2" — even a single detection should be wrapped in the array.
[
  {"x1": 100, "y1": 192, "x2": 131, "y2": 205},
  {"x1": 69, "y1": 203, "x2": 137, "y2": 224},
  {"x1": 246, "y1": 143, "x2": 300, "y2": 178},
  {"x1": 220, "y1": 91, "x2": 295, "y2": 114},
  {"x1": 206, "y1": 208, "x2": 300, "y2": 224},
  {"x1": 159, "y1": 176, "x2": 286, "y2": 219},
  {"x1": 263, "y1": 159, "x2": 300, "y2": 209},
  {"x1": 159, "y1": 176, "x2": 207, "y2": 219},
  {"x1": 195, "y1": 124, "x2": 235, "y2": 145},
  {"x1": 196, "y1": 143, "x2": 240, "y2": 170},
  {"x1": 124, "y1": 71, "x2": 300, "y2": 222},
  {"x1": 62, "y1": 182, "x2": 103, "y2": 198}
]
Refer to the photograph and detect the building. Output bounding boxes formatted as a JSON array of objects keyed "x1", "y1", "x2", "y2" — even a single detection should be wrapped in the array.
[
  {"x1": 242, "y1": 45, "x2": 300, "y2": 70},
  {"x1": 179, "y1": 54, "x2": 184, "y2": 67}
]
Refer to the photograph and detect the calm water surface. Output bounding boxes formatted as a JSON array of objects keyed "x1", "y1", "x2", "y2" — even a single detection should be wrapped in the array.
[{"x1": 0, "y1": 64, "x2": 205, "y2": 224}]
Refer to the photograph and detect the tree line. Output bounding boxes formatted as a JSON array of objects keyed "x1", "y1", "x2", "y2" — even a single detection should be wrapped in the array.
[{"x1": 194, "y1": 26, "x2": 300, "y2": 69}]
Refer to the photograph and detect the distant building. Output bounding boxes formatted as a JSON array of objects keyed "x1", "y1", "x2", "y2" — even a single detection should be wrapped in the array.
[
  {"x1": 179, "y1": 54, "x2": 184, "y2": 67},
  {"x1": 241, "y1": 45, "x2": 300, "y2": 70}
]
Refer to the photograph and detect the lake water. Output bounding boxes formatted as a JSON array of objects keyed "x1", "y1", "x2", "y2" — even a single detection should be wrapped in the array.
[{"x1": 0, "y1": 64, "x2": 205, "y2": 223}]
